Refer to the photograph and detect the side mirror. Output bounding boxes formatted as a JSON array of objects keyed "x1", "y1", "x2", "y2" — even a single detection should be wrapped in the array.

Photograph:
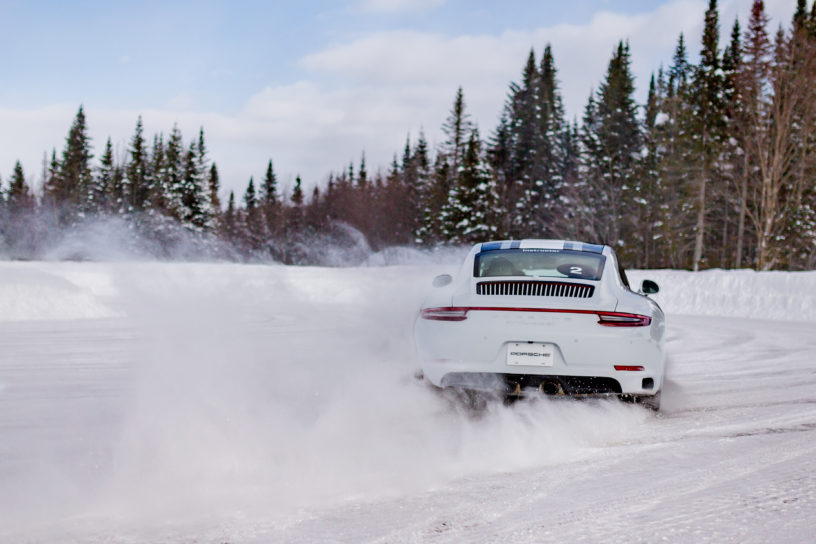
[
  {"x1": 640, "y1": 279, "x2": 659, "y2": 295},
  {"x1": 432, "y1": 274, "x2": 453, "y2": 288}
]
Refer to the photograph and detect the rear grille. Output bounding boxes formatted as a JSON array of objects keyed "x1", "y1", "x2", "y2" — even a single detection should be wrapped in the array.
[{"x1": 476, "y1": 281, "x2": 594, "y2": 298}]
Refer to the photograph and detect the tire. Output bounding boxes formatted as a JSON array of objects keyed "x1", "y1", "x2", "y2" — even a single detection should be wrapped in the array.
[
  {"x1": 637, "y1": 391, "x2": 661, "y2": 411},
  {"x1": 619, "y1": 391, "x2": 661, "y2": 411}
]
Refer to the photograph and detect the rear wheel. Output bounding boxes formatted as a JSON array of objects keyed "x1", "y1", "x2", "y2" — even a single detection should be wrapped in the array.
[
  {"x1": 441, "y1": 387, "x2": 495, "y2": 412},
  {"x1": 620, "y1": 391, "x2": 661, "y2": 411}
]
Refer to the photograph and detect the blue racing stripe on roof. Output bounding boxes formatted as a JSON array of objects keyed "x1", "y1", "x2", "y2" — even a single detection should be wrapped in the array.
[
  {"x1": 481, "y1": 242, "x2": 503, "y2": 251},
  {"x1": 582, "y1": 243, "x2": 604, "y2": 254},
  {"x1": 510, "y1": 240, "x2": 521, "y2": 249},
  {"x1": 563, "y1": 242, "x2": 579, "y2": 251}
]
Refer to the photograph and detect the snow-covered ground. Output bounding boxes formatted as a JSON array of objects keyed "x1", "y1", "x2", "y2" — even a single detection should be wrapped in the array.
[{"x1": 0, "y1": 261, "x2": 814, "y2": 543}]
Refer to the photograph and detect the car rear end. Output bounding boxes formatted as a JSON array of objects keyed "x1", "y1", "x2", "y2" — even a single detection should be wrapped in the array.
[{"x1": 415, "y1": 240, "x2": 665, "y2": 398}]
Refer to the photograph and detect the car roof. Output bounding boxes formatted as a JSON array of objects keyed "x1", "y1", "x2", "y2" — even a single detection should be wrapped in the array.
[{"x1": 478, "y1": 240, "x2": 608, "y2": 255}]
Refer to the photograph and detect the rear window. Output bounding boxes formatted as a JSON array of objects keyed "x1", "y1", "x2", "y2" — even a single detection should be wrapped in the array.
[{"x1": 474, "y1": 249, "x2": 606, "y2": 281}]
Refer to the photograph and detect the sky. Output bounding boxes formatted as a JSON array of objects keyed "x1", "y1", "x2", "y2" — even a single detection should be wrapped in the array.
[{"x1": 0, "y1": 0, "x2": 799, "y2": 200}]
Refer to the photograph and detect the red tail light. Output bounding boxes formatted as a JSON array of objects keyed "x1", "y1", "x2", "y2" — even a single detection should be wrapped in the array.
[
  {"x1": 420, "y1": 307, "x2": 469, "y2": 321},
  {"x1": 614, "y1": 365, "x2": 645, "y2": 371},
  {"x1": 596, "y1": 312, "x2": 652, "y2": 327}
]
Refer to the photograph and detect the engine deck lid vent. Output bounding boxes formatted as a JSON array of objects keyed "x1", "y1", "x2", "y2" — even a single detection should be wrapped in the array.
[{"x1": 476, "y1": 280, "x2": 594, "y2": 298}]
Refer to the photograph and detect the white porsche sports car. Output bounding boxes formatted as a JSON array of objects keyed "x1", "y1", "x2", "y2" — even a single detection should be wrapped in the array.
[{"x1": 415, "y1": 240, "x2": 666, "y2": 409}]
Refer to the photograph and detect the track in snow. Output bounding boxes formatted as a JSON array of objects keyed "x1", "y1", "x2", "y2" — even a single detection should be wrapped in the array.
[{"x1": 0, "y1": 262, "x2": 814, "y2": 543}]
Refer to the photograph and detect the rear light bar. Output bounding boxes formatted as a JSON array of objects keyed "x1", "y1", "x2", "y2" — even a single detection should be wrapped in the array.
[
  {"x1": 614, "y1": 365, "x2": 645, "y2": 371},
  {"x1": 420, "y1": 307, "x2": 651, "y2": 327}
]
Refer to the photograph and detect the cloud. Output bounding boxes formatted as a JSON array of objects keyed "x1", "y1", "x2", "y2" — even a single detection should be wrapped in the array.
[
  {"x1": 301, "y1": 1, "x2": 713, "y2": 118},
  {"x1": 166, "y1": 93, "x2": 195, "y2": 110},
  {"x1": 0, "y1": 0, "x2": 798, "y2": 202},
  {"x1": 355, "y1": 0, "x2": 446, "y2": 14}
]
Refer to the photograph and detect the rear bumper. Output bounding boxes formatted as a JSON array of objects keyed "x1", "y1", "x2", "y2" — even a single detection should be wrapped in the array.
[
  {"x1": 415, "y1": 310, "x2": 665, "y2": 395},
  {"x1": 439, "y1": 372, "x2": 625, "y2": 395},
  {"x1": 422, "y1": 364, "x2": 662, "y2": 396}
]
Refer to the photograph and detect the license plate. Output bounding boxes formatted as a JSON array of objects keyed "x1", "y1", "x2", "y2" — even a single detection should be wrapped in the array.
[{"x1": 506, "y1": 342, "x2": 555, "y2": 367}]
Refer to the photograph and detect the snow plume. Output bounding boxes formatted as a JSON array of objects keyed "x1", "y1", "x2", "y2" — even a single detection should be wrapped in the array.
[
  {"x1": 0, "y1": 263, "x2": 647, "y2": 538},
  {"x1": 2, "y1": 213, "x2": 238, "y2": 262},
  {"x1": 1, "y1": 212, "x2": 379, "y2": 265},
  {"x1": 43, "y1": 214, "x2": 241, "y2": 262},
  {"x1": 365, "y1": 244, "x2": 470, "y2": 266},
  {"x1": 277, "y1": 221, "x2": 373, "y2": 266}
]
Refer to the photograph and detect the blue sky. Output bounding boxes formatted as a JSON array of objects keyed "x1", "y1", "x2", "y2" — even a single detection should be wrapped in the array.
[{"x1": 0, "y1": 0, "x2": 798, "y2": 199}]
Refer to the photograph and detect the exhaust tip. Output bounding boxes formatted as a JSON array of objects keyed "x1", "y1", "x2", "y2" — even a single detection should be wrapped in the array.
[{"x1": 538, "y1": 379, "x2": 564, "y2": 396}]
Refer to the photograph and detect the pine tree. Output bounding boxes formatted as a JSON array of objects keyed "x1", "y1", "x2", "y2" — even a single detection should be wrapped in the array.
[
  {"x1": 287, "y1": 175, "x2": 305, "y2": 236},
  {"x1": 793, "y1": 0, "x2": 807, "y2": 31},
  {"x1": 690, "y1": 0, "x2": 726, "y2": 270},
  {"x1": 554, "y1": 120, "x2": 582, "y2": 241},
  {"x1": 653, "y1": 35, "x2": 697, "y2": 268},
  {"x1": 54, "y1": 106, "x2": 93, "y2": 223},
  {"x1": 164, "y1": 125, "x2": 185, "y2": 220},
  {"x1": 3, "y1": 161, "x2": 37, "y2": 256},
  {"x1": 722, "y1": 20, "x2": 742, "y2": 119},
  {"x1": 291, "y1": 175, "x2": 304, "y2": 206},
  {"x1": 417, "y1": 154, "x2": 450, "y2": 244},
  {"x1": 208, "y1": 163, "x2": 221, "y2": 212},
  {"x1": 7, "y1": 161, "x2": 35, "y2": 215},
  {"x1": 503, "y1": 51, "x2": 541, "y2": 237},
  {"x1": 440, "y1": 87, "x2": 474, "y2": 175},
  {"x1": 411, "y1": 133, "x2": 434, "y2": 245},
  {"x1": 487, "y1": 112, "x2": 512, "y2": 237},
  {"x1": 738, "y1": 0, "x2": 773, "y2": 267},
  {"x1": 535, "y1": 44, "x2": 569, "y2": 237},
  {"x1": 580, "y1": 41, "x2": 641, "y2": 253},
  {"x1": 431, "y1": 88, "x2": 478, "y2": 243},
  {"x1": 260, "y1": 159, "x2": 278, "y2": 236},
  {"x1": 669, "y1": 33, "x2": 690, "y2": 89},
  {"x1": 181, "y1": 140, "x2": 213, "y2": 230},
  {"x1": 147, "y1": 134, "x2": 167, "y2": 212},
  {"x1": 722, "y1": 18, "x2": 752, "y2": 267},
  {"x1": 41, "y1": 149, "x2": 61, "y2": 213},
  {"x1": 306, "y1": 185, "x2": 325, "y2": 230},
  {"x1": 126, "y1": 116, "x2": 149, "y2": 213},
  {"x1": 397, "y1": 136, "x2": 420, "y2": 244},
  {"x1": 260, "y1": 159, "x2": 278, "y2": 207},
  {"x1": 243, "y1": 177, "x2": 264, "y2": 250},
  {"x1": 191, "y1": 129, "x2": 214, "y2": 229},
  {"x1": 637, "y1": 74, "x2": 663, "y2": 268},
  {"x1": 222, "y1": 190, "x2": 239, "y2": 243},
  {"x1": 358, "y1": 152, "x2": 368, "y2": 190},
  {"x1": 94, "y1": 137, "x2": 116, "y2": 214},
  {"x1": 244, "y1": 177, "x2": 257, "y2": 210},
  {"x1": 442, "y1": 129, "x2": 497, "y2": 243}
]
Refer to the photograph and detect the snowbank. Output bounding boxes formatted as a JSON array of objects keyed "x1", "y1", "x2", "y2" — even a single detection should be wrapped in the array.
[
  {"x1": 1, "y1": 262, "x2": 814, "y2": 323},
  {"x1": 0, "y1": 262, "x2": 122, "y2": 322},
  {"x1": 628, "y1": 268, "x2": 816, "y2": 322}
]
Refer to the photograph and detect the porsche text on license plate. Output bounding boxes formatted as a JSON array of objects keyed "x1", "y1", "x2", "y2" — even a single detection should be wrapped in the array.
[{"x1": 506, "y1": 342, "x2": 554, "y2": 367}]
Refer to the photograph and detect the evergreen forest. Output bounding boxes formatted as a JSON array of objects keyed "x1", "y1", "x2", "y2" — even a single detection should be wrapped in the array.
[{"x1": 2, "y1": 0, "x2": 815, "y2": 270}]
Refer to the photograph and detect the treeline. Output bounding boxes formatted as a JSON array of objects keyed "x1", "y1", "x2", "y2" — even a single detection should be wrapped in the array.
[{"x1": 1, "y1": 0, "x2": 815, "y2": 269}]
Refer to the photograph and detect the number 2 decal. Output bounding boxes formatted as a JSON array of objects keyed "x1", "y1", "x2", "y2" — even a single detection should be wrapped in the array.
[{"x1": 570, "y1": 266, "x2": 583, "y2": 275}]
